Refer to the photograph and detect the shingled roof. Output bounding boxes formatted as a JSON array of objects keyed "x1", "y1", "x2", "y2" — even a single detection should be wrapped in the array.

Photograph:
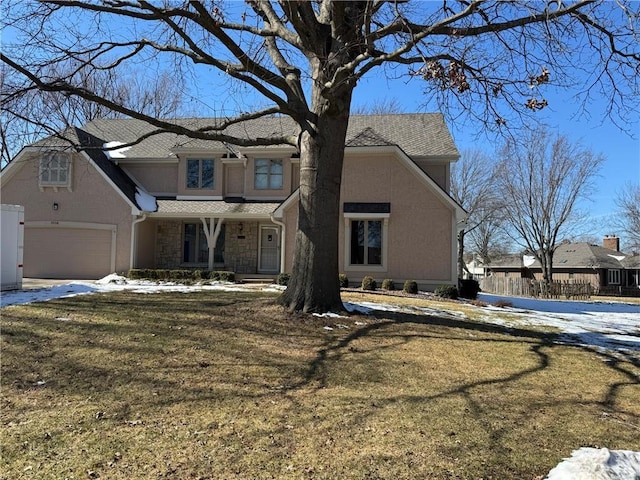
[
  {"x1": 488, "y1": 242, "x2": 631, "y2": 270},
  {"x1": 20, "y1": 113, "x2": 458, "y2": 213},
  {"x1": 30, "y1": 113, "x2": 458, "y2": 160}
]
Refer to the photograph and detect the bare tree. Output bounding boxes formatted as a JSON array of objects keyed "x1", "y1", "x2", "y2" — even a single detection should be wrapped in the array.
[
  {"x1": 1, "y1": 57, "x2": 184, "y2": 165},
  {"x1": 351, "y1": 98, "x2": 404, "y2": 115},
  {"x1": 613, "y1": 183, "x2": 640, "y2": 253},
  {"x1": 1, "y1": 1, "x2": 638, "y2": 312},
  {"x1": 495, "y1": 126, "x2": 605, "y2": 294},
  {"x1": 450, "y1": 149, "x2": 500, "y2": 279},
  {"x1": 467, "y1": 210, "x2": 512, "y2": 266}
]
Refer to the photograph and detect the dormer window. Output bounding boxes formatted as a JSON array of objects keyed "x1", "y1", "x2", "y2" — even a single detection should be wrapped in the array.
[
  {"x1": 39, "y1": 151, "x2": 72, "y2": 189},
  {"x1": 255, "y1": 159, "x2": 283, "y2": 190},
  {"x1": 186, "y1": 158, "x2": 214, "y2": 189}
]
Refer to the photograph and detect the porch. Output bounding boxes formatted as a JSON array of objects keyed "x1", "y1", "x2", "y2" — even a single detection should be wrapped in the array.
[{"x1": 133, "y1": 218, "x2": 283, "y2": 276}]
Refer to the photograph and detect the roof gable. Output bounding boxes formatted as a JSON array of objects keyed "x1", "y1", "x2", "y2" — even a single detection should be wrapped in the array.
[
  {"x1": 2, "y1": 127, "x2": 151, "y2": 213},
  {"x1": 345, "y1": 127, "x2": 394, "y2": 148},
  {"x1": 274, "y1": 144, "x2": 466, "y2": 220}
]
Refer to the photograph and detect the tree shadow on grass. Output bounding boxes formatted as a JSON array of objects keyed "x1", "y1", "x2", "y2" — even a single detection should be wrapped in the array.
[
  {"x1": 297, "y1": 305, "x2": 640, "y2": 419},
  {"x1": 293, "y1": 306, "x2": 640, "y2": 475}
]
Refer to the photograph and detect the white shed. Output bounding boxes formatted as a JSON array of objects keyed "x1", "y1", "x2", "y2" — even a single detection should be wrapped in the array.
[{"x1": 1, "y1": 204, "x2": 24, "y2": 291}]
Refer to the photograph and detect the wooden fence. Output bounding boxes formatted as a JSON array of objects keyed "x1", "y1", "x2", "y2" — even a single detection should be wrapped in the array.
[{"x1": 480, "y1": 277, "x2": 592, "y2": 300}]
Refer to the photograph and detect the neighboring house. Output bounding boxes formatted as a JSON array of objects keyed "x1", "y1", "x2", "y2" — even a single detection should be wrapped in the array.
[
  {"x1": 463, "y1": 256, "x2": 487, "y2": 280},
  {"x1": 0, "y1": 113, "x2": 466, "y2": 289},
  {"x1": 486, "y1": 237, "x2": 640, "y2": 294}
]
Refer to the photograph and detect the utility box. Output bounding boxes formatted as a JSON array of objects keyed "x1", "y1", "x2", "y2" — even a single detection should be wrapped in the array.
[{"x1": 1, "y1": 204, "x2": 25, "y2": 291}]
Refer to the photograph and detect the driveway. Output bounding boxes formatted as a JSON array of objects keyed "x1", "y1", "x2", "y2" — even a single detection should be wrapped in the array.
[{"x1": 20, "y1": 278, "x2": 96, "y2": 290}]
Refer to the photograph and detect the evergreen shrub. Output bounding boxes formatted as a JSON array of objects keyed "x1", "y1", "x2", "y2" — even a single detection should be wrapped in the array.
[
  {"x1": 403, "y1": 280, "x2": 418, "y2": 294},
  {"x1": 361, "y1": 276, "x2": 377, "y2": 291},
  {"x1": 382, "y1": 279, "x2": 395, "y2": 291},
  {"x1": 435, "y1": 284, "x2": 458, "y2": 299},
  {"x1": 458, "y1": 278, "x2": 481, "y2": 300}
]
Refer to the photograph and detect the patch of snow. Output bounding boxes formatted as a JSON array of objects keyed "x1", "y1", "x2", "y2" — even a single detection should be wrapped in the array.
[
  {"x1": 545, "y1": 447, "x2": 640, "y2": 480},
  {"x1": 478, "y1": 293, "x2": 640, "y2": 353},
  {"x1": 313, "y1": 312, "x2": 348, "y2": 319},
  {"x1": 135, "y1": 188, "x2": 158, "y2": 212},
  {"x1": 96, "y1": 273, "x2": 128, "y2": 285},
  {"x1": 103, "y1": 141, "x2": 131, "y2": 159},
  {"x1": 2, "y1": 276, "x2": 639, "y2": 355}
]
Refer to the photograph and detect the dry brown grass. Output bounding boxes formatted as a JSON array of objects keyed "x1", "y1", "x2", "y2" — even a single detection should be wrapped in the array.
[{"x1": 1, "y1": 290, "x2": 639, "y2": 479}]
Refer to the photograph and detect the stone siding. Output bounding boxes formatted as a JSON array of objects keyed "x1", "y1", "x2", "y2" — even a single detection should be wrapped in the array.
[
  {"x1": 154, "y1": 219, "x2": 261, "y2": 273},
  {"x1": 226, "y1": 222, "x2": 259, "y2": 273},
  {"x1": 156, "y1": 220, "x2": 182, "y2": 269}
]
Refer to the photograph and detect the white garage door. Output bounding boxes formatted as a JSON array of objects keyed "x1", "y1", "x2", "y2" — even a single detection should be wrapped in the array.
[{"x1": 24, "y1": 226, "x2": 114, "y2": 279}]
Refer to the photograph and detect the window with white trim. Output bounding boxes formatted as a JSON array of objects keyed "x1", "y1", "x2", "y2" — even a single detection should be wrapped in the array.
[
  {"x1": 40, "y1": 151, "x2": 71, "y2": 187},
  {"x1": 186, "y1": 158, "x2": 214, "y2": 189},
  {"x1": 343, "y1": 203, "x2": 390, "y2": 272},
  {"x1": 350, "y1": 220, "x2": 383, "y2": 265},
  {"x1": 608, "y1": 269, "x2": 621, "y2": 285},
  {"x1": 254, "y1": 159, "x2": 283, "y2": 189}
]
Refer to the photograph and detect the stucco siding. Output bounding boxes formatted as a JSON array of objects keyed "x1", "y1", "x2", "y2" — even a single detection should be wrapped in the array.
[
  {"x1": 339, "y1": 153, "x2": 454, "y2": 285},
  {"x1": 282, "y1": 202, "x2": 298, "y2": 274},
  {"x1": 224, "y1": 164, "x2": 245, "y2": 196},
  {"x1": 124, "y1": 164, "x2": 178, "y2": 194},
  {"x1": 1, "y1": 152, "x2": 134, "y2": 277},
  {"x1": 135, "y1": 219, "x2": 157, "y2": 269}
]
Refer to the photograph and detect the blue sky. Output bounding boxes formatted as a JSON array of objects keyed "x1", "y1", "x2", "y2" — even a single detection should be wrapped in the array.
[
  {"x1": 351, "y1": 74, "x2": 640, "y2": 248},
  {"x1": 3, "y1": 2, "x2": 638, "y2": 250}
]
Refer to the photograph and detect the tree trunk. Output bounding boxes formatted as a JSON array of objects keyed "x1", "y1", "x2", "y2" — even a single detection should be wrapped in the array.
[
  {"x1": 279, "y1": 100, "x2": 352, "y2": 313},
  {"x1": 457, "y1": 230, "x2": 465, "y2": 280},
  {"x1": 539, "y1": 250, "x2": 554, "y2": 297}
]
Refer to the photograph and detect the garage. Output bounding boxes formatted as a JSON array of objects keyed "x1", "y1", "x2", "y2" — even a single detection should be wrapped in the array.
[{"x1": 24, "y1": 223, "x2": 115, "y2": 279}]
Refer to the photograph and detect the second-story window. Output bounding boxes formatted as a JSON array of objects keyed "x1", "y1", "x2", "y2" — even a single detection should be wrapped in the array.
[
  {"x1": 255, "y1": 159, "x2": 283, "y2": 190},
  {"x1": 187, "y1": 158, "x2": 214, "y2": 189},
  {"x1": 40, "y1": 151, "x2": 72, "y2": 187}
]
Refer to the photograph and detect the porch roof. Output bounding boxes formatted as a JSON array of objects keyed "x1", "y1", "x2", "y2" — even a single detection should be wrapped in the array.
[{"x1": 153, "y1": 199, "x2": 282, "y2": 218}]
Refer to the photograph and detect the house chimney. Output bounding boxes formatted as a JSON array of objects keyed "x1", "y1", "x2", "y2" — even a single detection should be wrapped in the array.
[{"x1": 603, "y1": 235, "x2": 620, "y2": 252}]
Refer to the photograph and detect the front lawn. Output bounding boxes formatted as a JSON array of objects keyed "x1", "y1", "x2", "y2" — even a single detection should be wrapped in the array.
[{"x1": 1, "y1": 290, "x2": 639, "y2": 479}]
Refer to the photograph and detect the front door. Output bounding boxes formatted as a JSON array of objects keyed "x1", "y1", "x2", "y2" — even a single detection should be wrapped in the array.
[{"x1": 258, "y1": 226, "x2": 279, "y2": 273}]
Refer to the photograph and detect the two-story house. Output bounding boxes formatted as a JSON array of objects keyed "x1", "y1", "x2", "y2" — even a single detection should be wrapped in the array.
[{"x1": 0, "y1": 113, "x2": 466, "y2": 289}]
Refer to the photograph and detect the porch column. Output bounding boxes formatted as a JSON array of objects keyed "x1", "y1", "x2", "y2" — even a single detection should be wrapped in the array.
[{"x1": 200, "y1": 217, "x2": 224, "y2": 271}]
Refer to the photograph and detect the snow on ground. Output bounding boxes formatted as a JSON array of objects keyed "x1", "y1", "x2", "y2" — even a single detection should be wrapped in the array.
[
  {"x1": 477, "y1": 293, "x2": 640, "y2": 354},
  {"x1": 545, "y1": 447, "x2": 640, "y2": 480},
  {"x1": 1, "y1": 276, "x2": 639, "y2": 355}
]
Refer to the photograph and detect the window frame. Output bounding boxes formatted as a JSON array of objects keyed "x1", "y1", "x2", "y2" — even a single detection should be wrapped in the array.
[
  {"x1": 608, "y1": 268, "x2": 621, "y2": 285},
  {"x1": 39, "y1": 151, "x2": 72, "y2": 189},
  {"x1": 182, "y1": 222, "x2": 225, "y2": 266},
  {"x1": 186, "y1": 158, "x2": 215, "y2": 190},
  {"x1": 254, "y1": 158, "x2": 283, "y2": 190},
  {"x1": 343, "y1": 213, "x2": 389, "y2": 272}
]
